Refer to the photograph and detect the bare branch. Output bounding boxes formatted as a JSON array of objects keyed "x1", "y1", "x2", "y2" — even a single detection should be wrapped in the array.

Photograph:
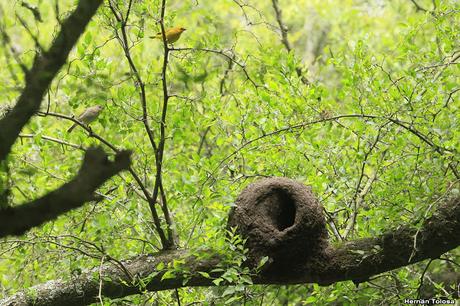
[
  {"x1": 151, "y1": 0, "x2": 178, "y2": 249},
  {"x1": 107, "y1": 1, "x2": 174, "y2": 249},
  {"x1": 20, "y1": 1, "x2": 43, "y2": 23},
  {"x1": 18, "y1": 133, "x2": 83, "y2": 150},
  {"x1": 271, "y1": 0, "x2": 292, "y2": 52},
  {"x1": 0, "y1": 0, "x2": 104, "y2": 161},
  {"x1": 35, "y1": 111, "x2": 168, "y2": 241},
  {"x1": 2, "y1": 196, "x2": 458, "y2": 305},
  {"x1": 271, "y1": 0, "x2": 309, "y2": 85},
  {"x1": 409, "y1": 0, "x2": 429, "y2": 12},
  {"x1": 215, "y1": 113, "x2": 459, "y2": 180},
  {"x1": 0, "y1": 147, "x2": 131, "y2": 238}
]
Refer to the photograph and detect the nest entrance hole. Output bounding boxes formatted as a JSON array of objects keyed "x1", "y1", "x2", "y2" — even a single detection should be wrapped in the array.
[{"x1": 270, "y1": 188, "x2": 296, "y2": 231}]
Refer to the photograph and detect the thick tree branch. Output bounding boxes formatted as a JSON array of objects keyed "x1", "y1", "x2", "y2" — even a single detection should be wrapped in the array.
[
  {"x1": 318, "y1": 196, "x2": 460, "y2": 285},
  {"x1": 3, "y1": 196, "x2": 458, "y2": 305},
  {"x1": 0, "y1": 0, "x2": 103, "y2": 161},
  {"x1": 0, "y1": 147, "x2": 131, "y2": 238}
]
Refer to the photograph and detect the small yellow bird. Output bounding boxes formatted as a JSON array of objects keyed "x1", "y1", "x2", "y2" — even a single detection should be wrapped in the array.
[{"x1": 151, "y1": 27, "x2": 186, "y2": 44}]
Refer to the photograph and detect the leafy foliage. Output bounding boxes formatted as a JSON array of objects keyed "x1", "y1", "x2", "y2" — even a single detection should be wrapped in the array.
[{"x1": 0, "y1": 0, "x2": 458, "y2": 304}]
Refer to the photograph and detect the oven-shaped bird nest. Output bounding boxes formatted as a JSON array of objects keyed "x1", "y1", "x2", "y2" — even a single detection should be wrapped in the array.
[{"x1": 227, "y1": 177, "x2": 328, "y2": 272}]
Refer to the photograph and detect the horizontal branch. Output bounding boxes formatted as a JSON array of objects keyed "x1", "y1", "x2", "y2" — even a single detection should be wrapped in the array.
[
  {"x1": 2, "y1": 196, "x2": 458, "y2": 305},
  {"x1": 0, "y1": 147, "x2": 131, "y2": 238},
  {"x1": 19, "y1": 133, "x2": 83, "y2": 150},
  {"x1": 0, "y1": 0, "x2": 103, "y2": 161},
  {"x1": 284, "y1": 196, "x2": 460, "y2": 285},
  {"x1": 215, "y1": 113, "x2": 459, "y2": 179}
]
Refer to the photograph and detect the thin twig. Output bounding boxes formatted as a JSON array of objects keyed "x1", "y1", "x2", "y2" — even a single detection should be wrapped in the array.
[
  {"x1": 107, "y1": 1, "x2": 171, "y2": 248},
  {"x1": 271, "y1": 0, "x2": 309, "y2": 84},
  {"x1": 150, "y1": 0, "x2": 177, "y2": 249},
  {"x1": 16, "y1": 13, "x2": 44, "y2": 51},
  {"x1": 215, "y1": 113, "x2": 458, "y2": 177},
  {"x1": 416, "y1": 259, "x2": 434, "y2": 298},
  {"x1": 18, "y1": 133, "x2": 83, "y2": 150},
  {"x1": 0, "y1": 15, "x2": 29, "y2": 74},
  {"x1": 343, "y1": 172, "x2": 377, "y2": 239},
  {"x1": 409, "y1": 0, "x2": 429, "y2": 12},
  {"x1": 37, "y1": 111, "x2": 168, "y2": 247},
  {"x1": 98, "y1": 255, "x2": 106, "y2": 305},
  {"x1": 170, "y1": 47, "x2": 261, "y2": 90}
]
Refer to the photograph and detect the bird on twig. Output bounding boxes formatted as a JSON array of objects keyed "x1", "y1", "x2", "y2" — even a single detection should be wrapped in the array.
[
  {"x1": 67, "y1": 105, "x2": 104, "y2": 133},
  {"x1": 150, "y1": 27, "x2": 186, "y2": 44}
]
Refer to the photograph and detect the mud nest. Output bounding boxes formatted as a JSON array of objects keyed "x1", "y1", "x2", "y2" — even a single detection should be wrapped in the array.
[{"x1": 227, "y1": 177, "x2": 328, "y2": 271}]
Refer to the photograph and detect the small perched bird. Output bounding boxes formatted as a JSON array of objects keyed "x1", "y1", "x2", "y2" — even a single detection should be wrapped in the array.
[
  {"x1": 67, "y1": 105, "x2": 103, "y2": 133},
  {"x1": 151, "y1": 27, "x2": 186, "y2": 44}
]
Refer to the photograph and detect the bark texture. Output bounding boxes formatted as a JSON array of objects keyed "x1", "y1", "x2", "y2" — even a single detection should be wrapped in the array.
[
  {"x1": 0, "y1": 0, "x2": 103, "y2": 161},
  {"x1": 0, "y1": 0, "x2": 113, "y2": 237},
  {"x1": 0, "y1": 148, "x2": 131, "y2": 237},
  {"x1": 227, "y1": 177, "x2": 328, "y2": 269},
  {"x1": 2, "y1": 179, "x2": 458, "y2": 306}
]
